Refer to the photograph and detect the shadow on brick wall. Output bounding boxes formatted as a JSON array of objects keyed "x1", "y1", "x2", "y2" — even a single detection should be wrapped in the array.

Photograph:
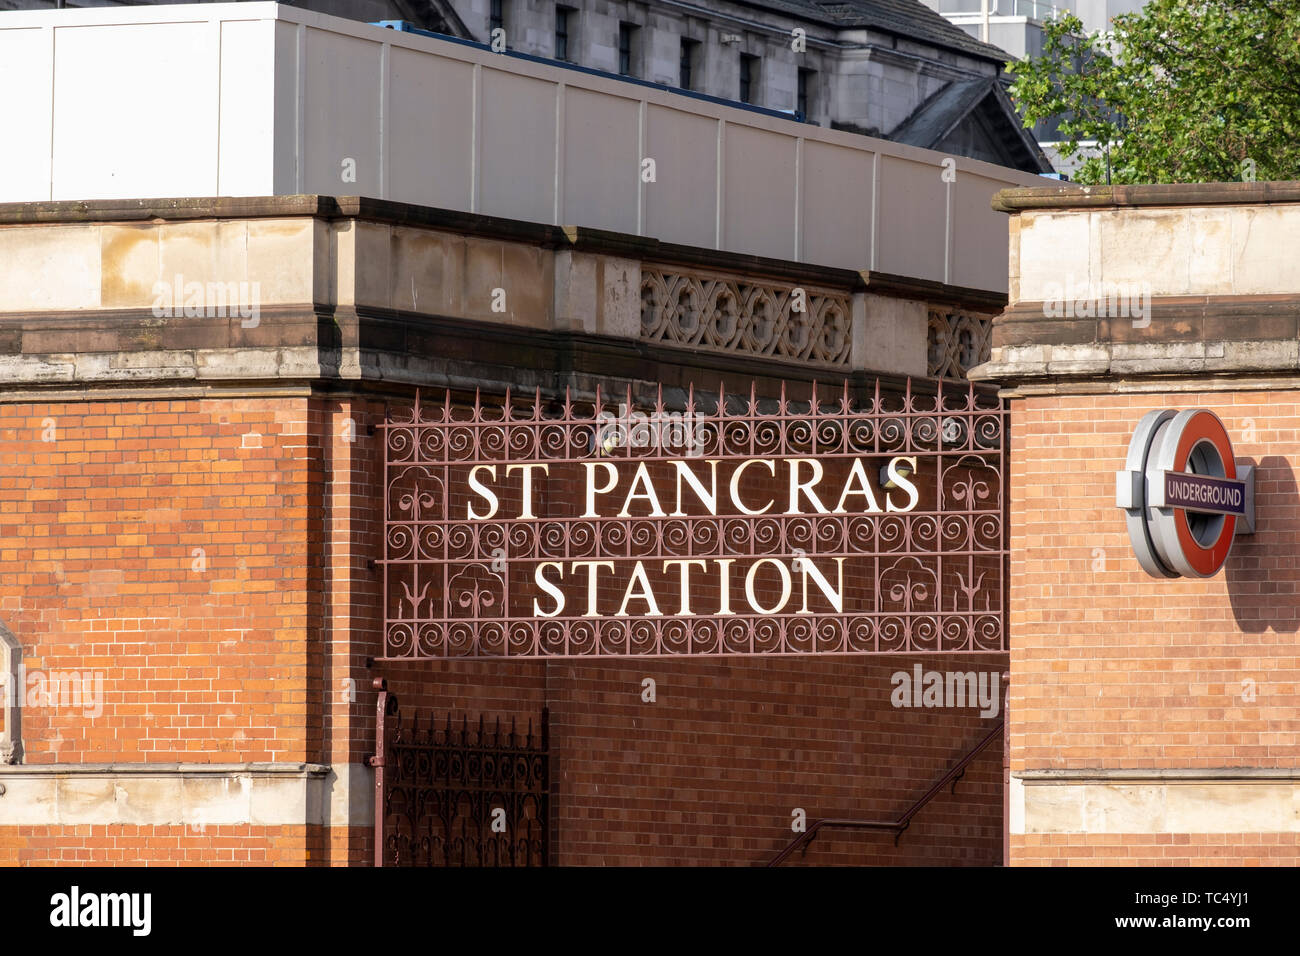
[{"x1": 1226, "y1": 455, "x2": 1299, "y2": 634}]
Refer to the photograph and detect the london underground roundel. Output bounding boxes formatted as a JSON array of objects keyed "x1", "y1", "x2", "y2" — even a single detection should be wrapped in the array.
[{"x1": 1116, "y1": 409, "x2": 1254, "y2": 579}]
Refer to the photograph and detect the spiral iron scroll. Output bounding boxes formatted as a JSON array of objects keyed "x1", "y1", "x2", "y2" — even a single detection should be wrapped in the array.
[{"x1": 380, "y1": 380, "x2": 1008, "y2": 657}]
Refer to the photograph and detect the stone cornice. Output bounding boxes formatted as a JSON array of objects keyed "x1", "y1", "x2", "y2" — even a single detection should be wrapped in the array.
[
  {"x1": 0, "y1": 762, "x2": 331, "y2": 775},
  {"x1": 971, "y1": 294, "x2": 1300, "y2": 390},
  {"x1": 0, "y1": 195, "x2": 1006, "y2": 312},
  {"x1": 0, "y1": 761, "x2": 370, "y2": 827},
  {"x1": 0, "y1": 305, "x2": 976, "y2": 400},
  {"x1": 1017, "y1": 768, "x2": 1300, "y2": 783},
  {"x1": 992, "y1": 180, "x2": 1300, "y2": 214}
]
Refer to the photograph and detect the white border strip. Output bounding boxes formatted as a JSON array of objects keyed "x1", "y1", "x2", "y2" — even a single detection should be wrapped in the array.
[{"x1": 0, "y1": 762, "x2": 372, "y2": 827}]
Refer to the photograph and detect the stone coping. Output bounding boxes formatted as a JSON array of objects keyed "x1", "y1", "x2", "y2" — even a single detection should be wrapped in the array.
[
  {"x1": 0, "y1": 762, "x2": 331, "y2": 775},
  {"x1": 0, "y1": 195, "x2": 1006, "y2": 311},
  {"x1": 0, "y1": 761, "x2": 368, "y2": 826},
  {"x1": 969, "y1": 339, "x2": 1300, "y2": 388},
  {"x1": 992, "y1": 180, "x2": 1300, "y2": 214},
  {"x1": 1017, "y1": 768, "x2": 1300, "y2": 783}
]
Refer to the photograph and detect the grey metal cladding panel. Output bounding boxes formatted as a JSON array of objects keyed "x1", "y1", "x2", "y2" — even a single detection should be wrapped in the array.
[
  {"x1": 723, "y1": 124, "x2": 798, "y2": 261},
  {"x1": 801, "y1": 139, "x2": 873, "y2": 271},
  {"x1": 875, "y1": 152, "x2": 946, "y2": 283},
  {"x1": 479, "y1": 69, "x2": 557, "y2": 223},
  {"x1": 303, "y1": 29, "x2": 383, "y2": 197},
  {"x1": 272, "y1": 19, "x2": 299, "y2": 196},
  {"x1": 950, "y1": 171, "x2": 1011, "y2": 291},
  {"x1": 562, "y1": 87, "x2": 640, "y2": 235},
  {"x1": 643, "y1": 104, "x2": 720, "y2": 249},
  {"x1": 388, "y1": 46, "x2": 475, "y2": 211}
]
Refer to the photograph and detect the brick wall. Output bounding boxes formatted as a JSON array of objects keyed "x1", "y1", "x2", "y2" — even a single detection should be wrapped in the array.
[
  {"x1": 0, "y1": 394, "x2": 1008, "y2": 866},
  {"x1": 1, "y1": 825, "x2": 324, "y2": 866},
  {"x1": 0, "y1": 397, "x2": 333, "y2": 865},
  {"x1": 549, "y1": 656, "x2": 1004, "y2": 866},
  {"x1": 0, "y1": 398, "x2": 315, "y2": 764},
  {"x1": 1009, "y1": 391, "x2": 1300, "y2": 865},
  {"x1": 375, "y1": 655, "x2": 1006, "y2": 867}
]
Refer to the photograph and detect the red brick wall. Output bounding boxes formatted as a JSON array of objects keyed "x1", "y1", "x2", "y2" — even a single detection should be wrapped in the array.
[
  {"x1": 548, "y1": 656, "x2": 1004, "y2": 866},
  {"x1": 0, "y1": 398, "x2": 316, "y2": 764},
  {"x1": 0, "y1": 397, "x2": 334, "y2": 865},
  {"x1": 374, "y1": 656, "x2": 1006, "y2": 867},
  {"x1": 1014, "y1": 833, "x2": 1300, "y2": 867},
  {"x1": 1, "y1": 826, "x2": 323, "y2": 866},
  {"x1": 0, "y1": 394, "x2": 1008, "y2": 867},
  {"x1": 1009, "y1": 391, "x2": 1300, "y2": 865}
]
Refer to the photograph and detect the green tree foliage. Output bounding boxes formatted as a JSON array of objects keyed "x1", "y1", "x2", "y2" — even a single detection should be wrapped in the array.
[{"x1": 1008, "y1": 1, "x2": 1300, "y2": 184}]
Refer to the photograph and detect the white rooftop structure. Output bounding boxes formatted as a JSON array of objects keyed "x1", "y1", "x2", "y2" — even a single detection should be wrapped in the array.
[{"x1": 0, "y1": 2, "x2": 1055, "y2": 293}]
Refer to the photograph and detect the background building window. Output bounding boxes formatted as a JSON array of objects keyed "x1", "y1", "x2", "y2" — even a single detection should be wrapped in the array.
[
  {"x1": 680, "y1": 38, "x2": 699, "y2": 91},
  {"x1": 798, "y1": 68, "x2": 814, "y2": 118},
  {"x1": 618, "y1": 23, "x2": 638, "y2": 76},
  {"x1": 490, "y1": 0, "x2": 504, "y2": 35},
  {"x1": 555, "y1": 7, "x2": 573, "y2": 61},
  {"x1": 739, "y1": 54, "x2": 759, "y2": 104}
]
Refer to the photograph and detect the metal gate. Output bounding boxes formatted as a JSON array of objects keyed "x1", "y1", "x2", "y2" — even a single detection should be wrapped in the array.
[{"x1": 370, "y1": 679, "x2": 549, "y2": 867}]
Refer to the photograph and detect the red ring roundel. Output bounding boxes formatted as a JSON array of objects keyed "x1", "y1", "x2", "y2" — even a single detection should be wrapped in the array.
[{"x1": 1170, "y1": 411, "x2": 1237, "y2": 577}]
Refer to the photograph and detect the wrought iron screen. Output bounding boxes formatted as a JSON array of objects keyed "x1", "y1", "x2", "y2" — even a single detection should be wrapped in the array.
[
  {"x1": 379, "y1": 380, "x2": 1007, "y2": 659},
  {"x1": 371, "y1": 680, "x2": 549, "y2": 867}
]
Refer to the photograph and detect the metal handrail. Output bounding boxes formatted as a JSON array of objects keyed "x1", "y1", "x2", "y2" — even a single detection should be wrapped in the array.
[{"x1": 765, "y1": 719, "x2": 1005, "y2": 866}]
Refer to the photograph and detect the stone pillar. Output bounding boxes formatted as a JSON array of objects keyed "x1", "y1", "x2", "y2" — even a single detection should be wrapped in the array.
[{"x1": 973, "y1": 182, "x2": 1300, "y2": 865}]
